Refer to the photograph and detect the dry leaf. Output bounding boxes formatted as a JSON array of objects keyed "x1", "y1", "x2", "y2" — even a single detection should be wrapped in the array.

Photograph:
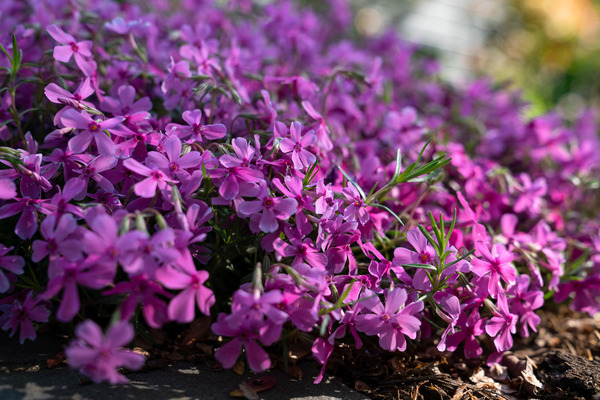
[
  {"x1": 181, "y1": 316, "x2": 212, "y2": 347},
  {"x1": 288, "y1": 340, "x2": 311, "y2": 360},
  {"x1": 232, "y1": 382, "x2": 259, "y2": 400},
  {"x1": 521, "y1": 358, "x2": 543, "y2": 390},
  {"x1": 354, "y1": 380, "x2": 370, "y2": 392},
  {"x1": 233, "y1": 360, "x2": 245, "y2": 375},
  {"x1": 46, "y1": 351, "x2": 66, "y2": 369},
  {"x1": 450, "y1": 384, "x2": 467, "y2": 400},
  {"x1": 489, "y1": 363, "x2": 509, "y2": 381},
  {"x1": 133, "y1": 347, "x2": 150, "y2": 357},
  {"x1": 286, "y1": 364, "x2": 303, "y2": 379},
  {"x1": 230, "y1": 375, "x2": 278, "y2": 397}
]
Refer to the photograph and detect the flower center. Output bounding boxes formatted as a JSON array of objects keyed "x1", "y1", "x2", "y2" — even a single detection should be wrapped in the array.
[
  {"x1": 263, "y1": 198, "x2": 274, "y2": 208},
  {"x1": 70, "y1": 42, "x2": 79, "y2": 52}
]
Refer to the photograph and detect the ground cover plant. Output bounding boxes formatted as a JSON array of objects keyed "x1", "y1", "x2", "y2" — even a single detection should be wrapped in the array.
[{"x1": 1, "y1": 0, "x2": 599, "y2": 395}]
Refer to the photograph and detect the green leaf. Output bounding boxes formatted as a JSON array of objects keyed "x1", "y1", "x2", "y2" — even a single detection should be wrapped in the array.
[
  {"x1": 402, "y1": 263, "x2": 437, "y2": 271},
  {"x1": 12, "y1": 34, "x2": 21, "y2": 75},
  {"x1": 337, "y1": 165, "x2": 366, "y2": 200},
  {"x1": 418, "y1": 225, "x2": 440, "y2": 253},
  {"x1": 0, "y1": 41, "x2": 11, "y2": 65},
  {"x1": 371, "y1": 203, "x2": 404, "y2": 226}
]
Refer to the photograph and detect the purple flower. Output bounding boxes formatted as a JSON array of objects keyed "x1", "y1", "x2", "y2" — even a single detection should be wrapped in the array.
[
  {"x1": 342, "y1": 184, "x2": 369, "y2": 225},
  {"x1": 513, "y1": 173, "x2": 547, "y2": 216},
  {"x1": 45, "y1": 78, "x2": 95, "y2": 126},
  {"x1": 393, "y1": 228, "x2": 437, "y2": 267},
  {"x1": 145, "y1": 135, "x2": 201, "y2": 177},
  {"x1": 66, "y1": 320, "x2": 145, "y2": 384}
]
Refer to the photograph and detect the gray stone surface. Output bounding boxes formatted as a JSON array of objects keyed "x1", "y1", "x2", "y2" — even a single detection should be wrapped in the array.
[{"x1": 0, "y1": 333, "x2": 368, "y2": 400}]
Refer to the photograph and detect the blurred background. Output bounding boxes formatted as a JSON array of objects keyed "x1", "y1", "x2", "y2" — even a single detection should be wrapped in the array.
[{"x1": 347, "y1": 0, "x2": 600, "y2": 119}]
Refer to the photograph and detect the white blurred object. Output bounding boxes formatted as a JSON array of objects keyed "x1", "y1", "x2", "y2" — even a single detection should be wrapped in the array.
[{"x1": 355, "y1": 0, "x2": 506, "y2": 84}]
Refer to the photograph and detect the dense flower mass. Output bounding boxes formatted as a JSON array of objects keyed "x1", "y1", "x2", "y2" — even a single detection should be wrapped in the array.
[{"x1": 0, "y1": 0, "x2": 599, "y2": 385}]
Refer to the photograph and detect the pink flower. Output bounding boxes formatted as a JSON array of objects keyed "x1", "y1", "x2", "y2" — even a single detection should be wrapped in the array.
[{"x1": 66, "y1": 320, "x2": 145, "y2": 384}]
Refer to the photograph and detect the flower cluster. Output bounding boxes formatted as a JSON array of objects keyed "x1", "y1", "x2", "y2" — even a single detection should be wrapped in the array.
[{"x1": 0, "y1": 0, "x2": 599, "y2": 385}]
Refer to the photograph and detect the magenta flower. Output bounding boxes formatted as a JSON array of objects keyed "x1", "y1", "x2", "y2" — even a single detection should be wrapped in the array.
[
  {"x1": 0, "y1": 178, "x2": 17, "y2": 200},
  {"x1": 212, "y1": 313, "x2": 272, "y2": 372},
  {"x1": 66, "y1": 320, "x2": 145, "y2": 384},
  {"x1": 279, "y1": 121, "x2": 316, "y2": 170},
  {"x1": 100, "y1": 85, "x2": 152, "y2": 125},
  {"x1": 446, "y1": 310, "x2": 485, "y2": 359},
  {"x1": 238, "y1": 189, "x2": 298, "y2": 233},
  {"x1": 513, "y1": 173, "x2": 547, "y2": 216},
  {"x1": 342, "y1": 184, "x2": 369, "y2": 225},
  {"x1": 61, "y1": 109, "x2": 124, "y2": 156},
  {"x1": 210, "y1": 137, "x2": 264, "y2": 201},
  {"x1": 354, "y1": 288, "x2": 423, "y2": 351},
  {"x1": 75, "y1": 156, "x2": 118, "y2": 194},
  {"x1": 436, "y1": 295, "x2": 461, "y2": 352},
  {"x1": 31, "y1": 213, "x2": 81, "y2": 262},
  {"x1": 471, "y1": 242, "x2": 516, "y2": 297},
  {"x1": 507, "y1": 275, "x2": 543, "y2": 337},
  {"x1": 0, "y1": 291, "x2": 50, "y2": 344},
  {"x1": 485, "y1": 293, "x2": 517, "y2": 353},
  {"x1": 0, "y1": 245, "x2": 25, "y2": 293},
  {"x1": 155, "y1": 250, "x2": 215, "y2": 323},
  {"x1": 46, "y1": 25, "x2": 94, "y2": 74},
  {"x1": 167, "y1": 109, "x2": 227, "y2": 142},
  {"x1": 0, "y1": 197, "x2": 55, "y2": 240},
  {"x1": 45, "y1": 78, "x2": 95, "y2": 125},
  {"x1": 145, "y1": 135, "x2": 201, "y2": 177},
  {"x1": 393, "y1": 228, "x2": 437, "y2": 267},
  {"x1": 123, "y1": 157, "x2": 176, "y2": 198},
  {"x1": 103, "y1": 274, "x2": 170, "y2": 329},
  {"x1": 44, "y1": 258, "x2": 115, "y2": 322}
]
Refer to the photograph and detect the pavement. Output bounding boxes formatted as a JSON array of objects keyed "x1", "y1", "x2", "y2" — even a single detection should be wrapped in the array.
[{"x1": 0, "y1": 332, "x2": 368, "y2": 400}]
